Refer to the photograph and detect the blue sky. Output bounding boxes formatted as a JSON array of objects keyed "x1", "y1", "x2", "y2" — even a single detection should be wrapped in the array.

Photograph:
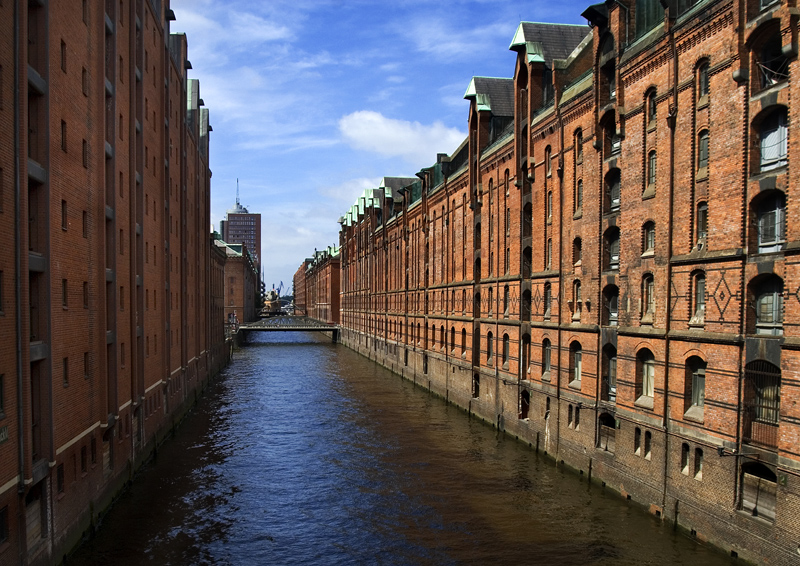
[{"x1": 171, "y1": 0, "x2": 590, "y2": 293}]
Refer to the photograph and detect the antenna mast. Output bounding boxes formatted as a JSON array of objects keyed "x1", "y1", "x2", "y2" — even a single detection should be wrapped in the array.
[{"x1": 236, "y1": 178, "x2": 240, "y2": 207}]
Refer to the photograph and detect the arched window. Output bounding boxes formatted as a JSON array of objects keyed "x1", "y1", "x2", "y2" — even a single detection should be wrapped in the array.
[
  {"x1": 605, "y1": 169, "x2": 621, "y2": 213},
  {"x1": 543, "y1": 283, "x2": 552, "y2": 319},
  {"x1": 643, "y1": 221, "x2": 655, "y2": 253},
  {"x1": 758, "y1": 34, "x2": 789, "y2": 89},
  {"x1": 684, "y1": 356, "x2": 706, "y2": 418},
  {"x1": 647, "y1": 150, "x2": 657, "y2": 188},
  {"x1": 642, "y1": 273, "x2": 655, "y2": 319},
  {"x1": 604, "y1": 227, "x2": 620, "y2": 271},
  {"x1": 440, "y1": 325, "x2": 445, "y2": 351},
  {"x1": 542, "y1": 338, "x2": 552, "y2": 377},
  {"x1": 488, "y1": 287, "x2": 494, "y2": 315},
  {"x1": 575, "y1": 180, "x2": 583, "y2": 213},
  {"x1": 681, "y1": 443, "x2": 691, "y2": 475},
  {"x1": 690, "y1": 271, "x2": 706, "y2": 325},
  {"x1": 759, "y1": 108, "x2": 788, "y2": 172},
  {"x1": 502, "y1": 334, "x2": 510, "y2": 368},
  {"x1": 546, "y1": 238, "x2": 552, "y2": 270},
  {"x1": 755, "y1": 191, "x2": 786, "y2": 252},
  {"x1": 570, "y1": 342, "x2": 582, "y2": 387},
  {"x1": 461, "y1": 328, "x2": 467, "y2": 356},
  {"x1": 487, "y1": 331, "x2": 494, "y2": 363},
  {"x1": 572, "y1": 280, "x2": 582, "y2": 321},
  {"x1": 575, "y1": 129, "x2": 583, "y2": 162},
  {"x1": 696, "y1": 201, "x2": 708, "y2": 244},
  {"x1": 697, "y1": 130, "x2": 709, "y2": 174},
  {"x1": 697, "y1": 61, "x2": 709, "y2": 101},
  {"x1": 647, "y1": 90, "x2": 657, "y2": 125},
  {"x1": 636, "y1": 349, "x2": 656, "y2": 404},
  {"x1": 545, "y1": 145, "x2": 552, "y2": 176},
  {"x1": 573, "y1": 238, "x2": 582, "y2": 267},
  {"x1": 750, "y1": 275, "x2": 783, "y2": 335},
  {"x1": 503, "y1": 285, "x2": 509, "y2": 316},
  {"x1": 547, "y1": 191, "x2": 553, "y2": 220}
]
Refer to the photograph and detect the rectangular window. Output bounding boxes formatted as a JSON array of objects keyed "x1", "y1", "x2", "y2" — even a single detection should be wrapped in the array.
[
  {"x1": 82, "y1": 210, "x2": 87, "y2": 237},
  {"x1": 63, "y1": 357, "x2": 69, "y2": 387},
  {"x1": 62, "y1": 279, "x2": 68, "y2": 307},
  {"x1": 82, "y1": 67, "x2": 88, "y2": 95},
  {"x1": 82, "y1": 139, "x2": 88, "y2": 168},
  {"x1": 61, "y1": 120, "x2": 67, "y2": 151},
  {"x1": 119, "y1": 286, "x2": 124, "y2": 310},
  {"x1": 61, "y1": 200, "x2": 67, "y2": 229},
  {"x1": 83, "y1": 281, "x2": 88, "y2": 308},
  {"x1": 84, "y1": 352, "x2": 89, "y2": 379},
  {"x1": 120, "y1": 342, "x2": 125, "y2": 367},
  {"x1": 60, "y1": 40, "x2": 66, "y2": 72}
]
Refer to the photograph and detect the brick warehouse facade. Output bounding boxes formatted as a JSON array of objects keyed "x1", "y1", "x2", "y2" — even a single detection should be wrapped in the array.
[
  {"x1": 293, "y1": 247, "x2": 341, "y2": 324},
  {"x1": 0, "y1": 1, "x2": 228, "y2": 564},
  {"x1": 326, "y1": 0, "x2": 800, "y2": 563}
]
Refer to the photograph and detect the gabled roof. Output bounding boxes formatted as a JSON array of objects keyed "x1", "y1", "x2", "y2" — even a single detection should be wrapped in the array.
[
  {"x1": 463, "y1": 77, "x2": 514, "y2": 117},
  {"x1": 509, "y1": 22, "x2": 591, "y2": 67}
]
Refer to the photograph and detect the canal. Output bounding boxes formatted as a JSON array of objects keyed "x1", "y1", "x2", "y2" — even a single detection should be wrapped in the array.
[{"x1": 71, "y1": 332, "x2": 732, "y2": 565}]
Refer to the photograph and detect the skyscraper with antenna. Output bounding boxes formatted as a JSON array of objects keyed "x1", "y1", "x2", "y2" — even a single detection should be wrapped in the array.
[{"x1": 220, "y1": 178, "x2": 262, "y2": 273}]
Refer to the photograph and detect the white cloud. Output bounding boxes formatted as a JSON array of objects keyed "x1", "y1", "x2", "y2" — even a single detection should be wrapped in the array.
[
  {"x1": 408, "y1": 18, "x2": 510, "y2": 60},
  {"x1": 339, "y1": 111, "x2": 466, "y2": 168},
  {"x1": 317, "y1": 177, "x2": 382, "y2": 206}
]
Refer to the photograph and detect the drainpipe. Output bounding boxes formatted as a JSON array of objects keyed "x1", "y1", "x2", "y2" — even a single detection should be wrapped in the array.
[
  {"x1": 14, "y1": 1, "x2": 28, "y2": 564},
  {"x1": 556, "y1": 79, "x2": 565, "y2": 462},
  {"x1": 734, "y1": 39, "x2": 751, "y2": 513},
  {"x1": 662, "y1": 22, "x2": 678, "y2": 516}
]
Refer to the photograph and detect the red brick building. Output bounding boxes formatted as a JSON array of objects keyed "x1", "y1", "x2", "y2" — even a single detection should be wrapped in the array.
[
  {"x1": 301, "y1": 247, "x2": 341, "y2": 325},
  {"x1": 293, "y1": 259, "x2": 312, "y2": 316},
  {"x1": 216, "y1": 240, "x2": 260, "y2": 326},
  {"x1": 0, "y1": 1, "x2": 227, "y2": 563},
  {"x1": 335, "y1": 2, "x2": 800, "y2": 562}
]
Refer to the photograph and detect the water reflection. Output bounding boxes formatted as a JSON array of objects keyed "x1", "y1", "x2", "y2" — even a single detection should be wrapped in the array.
[{"x1": 71, "y1": 332, "x2": 731, "y2": 565}]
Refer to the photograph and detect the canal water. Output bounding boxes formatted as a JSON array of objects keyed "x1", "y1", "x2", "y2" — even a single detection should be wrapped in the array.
[{"x1": 71, "y1": 332, "x2": 732, "y2": 565}]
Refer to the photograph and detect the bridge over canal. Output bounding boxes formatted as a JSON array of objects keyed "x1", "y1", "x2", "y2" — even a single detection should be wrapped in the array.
[{"x1": 239, "y1": 316, "x2": 340, "y2": 342}]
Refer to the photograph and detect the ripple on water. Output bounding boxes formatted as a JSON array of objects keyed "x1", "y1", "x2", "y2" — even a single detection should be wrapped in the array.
[{"x1": 70, "y1": 332, "x2": 735, "y2": 566}]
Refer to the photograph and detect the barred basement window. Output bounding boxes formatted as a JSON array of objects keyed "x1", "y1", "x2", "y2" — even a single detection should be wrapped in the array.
[{"x1": 740, "y1": 462, "x2": 776, "y2": 522}]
